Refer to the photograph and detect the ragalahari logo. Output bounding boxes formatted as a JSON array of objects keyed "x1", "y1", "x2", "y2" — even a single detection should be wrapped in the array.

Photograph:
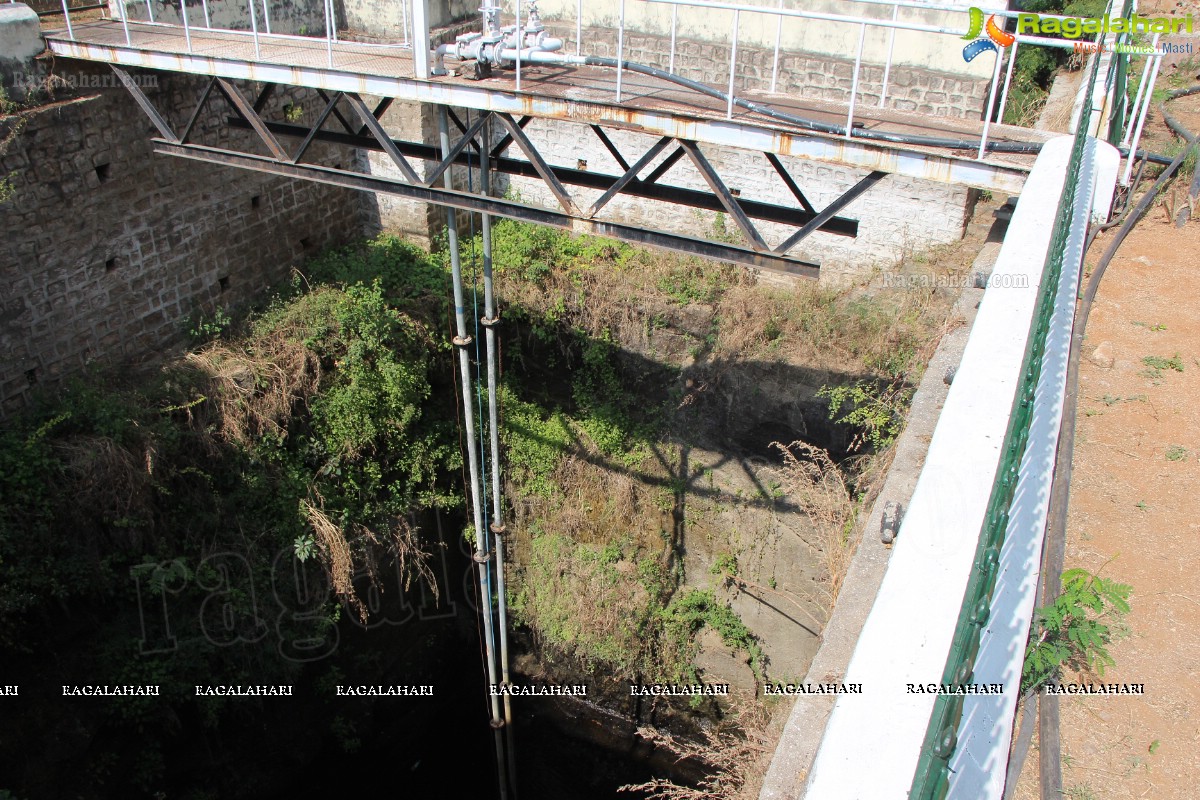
[{"x1": 962, "y1": 7, "x2": 1015, "y2": 62}]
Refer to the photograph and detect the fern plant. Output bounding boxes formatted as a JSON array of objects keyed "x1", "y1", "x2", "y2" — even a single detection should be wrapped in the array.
[{"x1": 1022, "y1": 568, "x2": 1131, "y2": 694}]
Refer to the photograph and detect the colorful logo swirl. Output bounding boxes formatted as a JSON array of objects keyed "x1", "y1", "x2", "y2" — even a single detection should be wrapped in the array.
[{"x1": 962, "y1": 7, "x2": 1014, "y2": 61}]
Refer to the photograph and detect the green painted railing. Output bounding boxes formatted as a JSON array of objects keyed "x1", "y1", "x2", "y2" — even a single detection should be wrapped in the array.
[{"x1": 907, "y1": 49, "x2": 1102, "y2": 800}]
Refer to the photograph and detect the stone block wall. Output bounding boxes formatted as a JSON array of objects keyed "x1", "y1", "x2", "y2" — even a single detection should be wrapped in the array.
[
  {"x1": 0, "y1": 67, "x2": 374, "y2": 415},
  {"x1": 557, "y1": 23, "x2": 992, "y2": 120}
]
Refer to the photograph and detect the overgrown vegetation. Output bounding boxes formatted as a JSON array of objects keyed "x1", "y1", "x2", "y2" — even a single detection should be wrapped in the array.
[
  {"x1": 1022, "y1": 568, "x2": 1132, "y2": 694},
  {"x1": 1000, "y1": 0, "x2": 1109, "y2": 126},
  {"x1": 0, "y1": 238, "x2": 460, "y2": 795}
]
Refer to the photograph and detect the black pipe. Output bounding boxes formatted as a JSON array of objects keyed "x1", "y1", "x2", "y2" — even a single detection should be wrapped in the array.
[{"x1": 580, "y1": 55, "x2": 1176, "y2": 165}]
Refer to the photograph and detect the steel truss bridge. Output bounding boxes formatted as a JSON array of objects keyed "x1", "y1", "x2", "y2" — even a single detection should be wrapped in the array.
[{"x1": 34, "y1": 0, "x2": 1158, "y2": 797}]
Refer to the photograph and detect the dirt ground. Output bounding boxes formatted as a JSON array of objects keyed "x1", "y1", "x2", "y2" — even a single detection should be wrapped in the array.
[{"x1": 1010, "y1": 95, "x2": 1200, "y2": 800}]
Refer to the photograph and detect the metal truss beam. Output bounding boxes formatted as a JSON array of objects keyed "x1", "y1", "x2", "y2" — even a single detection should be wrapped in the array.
[
  {"x1": 225, "y1": 117, "x2": 861, "y2": 237},
  {"x1": 154, "y1": 141, "x2": 821, "y2": 279},
  {"x1": 56, "y1": 33, "x2": 1031, "y2": 194}
]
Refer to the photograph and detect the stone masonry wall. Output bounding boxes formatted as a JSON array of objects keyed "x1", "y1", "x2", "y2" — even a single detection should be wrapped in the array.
[
  {"x1": 556, "y1": 23, "x2": 992, "y2": 120},
  {"x1": 0, "y1": 66, "x2": 374, "y2": 415}
]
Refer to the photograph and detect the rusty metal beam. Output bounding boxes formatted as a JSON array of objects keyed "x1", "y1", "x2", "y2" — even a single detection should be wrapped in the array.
[
  {"x1": 293, "y1": 91, "x2": 344, "y2": 164},
  {"x1": 215, "y1": 78, "x2": 288, "y2": 160},
  {"x1": 226, "y1": 116, "x2": 860, "y2": 236},
  {"x1": 765, "y1": 152, "x2": 816, "y2": 215},
  {"x1": 495, "y1": 112, "x2": 579, "y2": 215},
  {"x1": 586, "y1": 135, "x2": 673, "y2": 218},
  {"x1": 424, "y1": 111, "x2": 491, "y2": 188},
  {"x1": 55, "y1": 31, "x2": 1031, "y2": 194},
  {"x1": 179, "y1": 76, "x2": 217, "y2": 144},
  {"x1": 775, "y1": 170, "x2": 887, "y2": 253},
  {"x1": 110, "y1": 66, "x2": 176, "y2": 142},
  {"x1": 680, "y1": 140, "x2": 768, "y2": 251},
  {"x1": 591, "y1": 125, "x2": 631, "y2": 172},
  {"x1": 153, "y1": 140, "x2": 821, "y2": 278},
  {"x1": 345, "y1": 92, "x2": 421, "y2": 183}
]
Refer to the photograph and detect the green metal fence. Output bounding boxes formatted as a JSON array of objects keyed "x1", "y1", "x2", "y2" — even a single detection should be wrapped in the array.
[{"x1": 907, "y1": 47, "x2": 1102, "y2": 800}]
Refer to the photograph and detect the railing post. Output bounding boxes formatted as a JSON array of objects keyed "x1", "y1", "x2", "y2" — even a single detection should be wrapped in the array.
[
  {"x1": 400, "y1": 0, "x2": 408, "y2": 46},
  {"x1": 248, "y1": 0, "x2": 260, "y2": 58},
  {"x1": 1123, "y1": 54, "x2": 1161, "y2": 184},
  {"x1": 615, "y1": 0, "x2": 626, "y2": 102},
  {"x1": 845, "y1": 22, "x2": 866, "y2": 138},
  {"x1": 726, "y1": 8, "x2": 740, "y2": 118},
  {"x1": 879, "y1": 4, "x2": 898, "y2": 107},
  {"x1": 181, "y1": 0, "x2": 191, "y2": 51},
  {"x1": 144, "y1": 0, "x2": 153, "y2": 23},
  {"x1": 411, "y1": 0, "x2": 430, "y2": 79},
  {"x1": 997, "y1": 40, "x2": 1019, "y2": 126},
  {"x1": 770, "y1": 0, "x2": 782, "y2": 92},
  {"x1": 576, "y1": 0, "x2": 581, "y2": 55},
  {"x1": 1122, "y1": 34, "x2": 1159, "y2": 147},
  {"x1": 323, "y1": 0, "x2": 333, "y2": 66},
  {"x1": 201, "y1": 0, "x2": 210, "y2": 28},
  {"x1": 261, "y1": 0, "x2": 270, "y2": 35},
  {"x1": 977, "y1": 47, "x2": 1004, "y2": 159},
  {"x1": 668, "y1": 4, "x2": 677, "y2": 73},
  {"x1": 60, "y1": 0, "x2": 74, "y2": 39},
  {"x1": 119, "y1": 0, "x2": 131, "y2": 44},
  {"x1": 515, "y1": 0, "x2": 523, "y2": 91}
]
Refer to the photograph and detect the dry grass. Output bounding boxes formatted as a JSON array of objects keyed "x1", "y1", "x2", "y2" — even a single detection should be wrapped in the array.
[
  {"x1": 768, "y1": 441, "x2": 856, "y2": 605},
  {"x1": 185, "y1": 324, "x2": 321, "y2": 448},
  {"x1": 303, "y1": 497, "x2": 438, "y2": 623},
  {"x1": 619, "y1": 697, "x2": 771, "y2": 800}
]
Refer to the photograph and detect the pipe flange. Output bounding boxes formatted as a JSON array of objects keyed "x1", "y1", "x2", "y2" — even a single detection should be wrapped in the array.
[
  {"x1": 452, "y1": 334, "x2": 474, "y2": 347},
  {"x1": 472, "y1": 550, "x2": 493, "y2": 563},
  {"x1": 489, "y1": 522, "x2": 507, "y2": 536},
  {"x1": 480, "y1": 314, "x2": 501, "y2": 328},
  {"x1": 489, "y1": 718, "x2": 506, "y2": 730}
]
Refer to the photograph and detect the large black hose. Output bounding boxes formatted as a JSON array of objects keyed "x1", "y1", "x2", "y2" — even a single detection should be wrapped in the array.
[{"x1": 581, "y1": 55, "x2": 1174, "y2": 164}]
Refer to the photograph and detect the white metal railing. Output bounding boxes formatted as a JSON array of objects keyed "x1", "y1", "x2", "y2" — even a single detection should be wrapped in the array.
[
  {"x1": 49, "y1": 0, "x2": 1161, "y2": 160},
  {"x1": 97, "y1": 0, "x2": 414, "y2": 69},
  {"x1": 636, "y1": 0, "x2": 1159, "y2": 158}
]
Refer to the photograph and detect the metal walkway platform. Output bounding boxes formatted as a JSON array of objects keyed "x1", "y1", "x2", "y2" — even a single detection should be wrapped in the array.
[{"x1": 43, "y1": 20, "x2": 1044, "y2": 194}]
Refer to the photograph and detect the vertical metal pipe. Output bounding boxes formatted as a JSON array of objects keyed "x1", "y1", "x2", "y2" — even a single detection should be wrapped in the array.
[
  {"x1": 479, "y1": 113, "x2": 517, "y2": 799},
  {"x1": 1122, "y1": 34, "x2": 1158, "y2": 147},
  {"x1": 845, "y1": 22, "x2": 866, "y2": 138},
  {"x1": 976, "y1": 47, "x2": 1004, "y2": 159},
  {"x1": 411, "y1": 0, "x2": 430, "y2": 78},
  {"x1": 144, "y1": 0, "x2": 153, "y2": 23},
  {"x1": 181, "y1": 0, "x2": 191, "y2": 51},
  {"x1": 515, "y1": 0, "x2": 523, "y2": 92},
  {"x1": 400, "y1": 0, "x2": 409, "y2": 47},
  {"x1": 201, "y1": 0, "x2": 210, "y2": 29},
  {"x1": 248, "y1": 0, "x2": 260, "y2": 59},
  {"x1": 997, "y1": 39, "x2": 1019, "y2": 126},
  {"x1": 61, "y1": 0, "x2": 74, "y2": 38},
  {"x1": 615, "y1": 0, "x2": 626, "y2": 102},
  {"x1": 262, "y1": 0, "x2": 271, "y2": 35},
  {"x1": 576, "y1": 0, "x2": 581, "y2": 55},
  {"x1": 726, "y1": 9, "x2": 740, "y2": 119},
  {"x1": 770, "y1": 0, "x2": 782, "y2": 93},
  {"x1": 324, "y1": 0, "x2": 333, "y2": 66},
  {"x1": 1124, "y1": 54, "x2": 1161, "y2": 184},
  {"x1": 120, "y1": 0, "x2": 131, "y2": 45},
  {"x1": 668, "y1": 4, "x2": 677, "y2": 74},
  {"x1": 879, "y1": 4, "x2": 898, "y2": 108},
  {"x1": 436, "y1": 104, "x2": 505, "y2": 751}
]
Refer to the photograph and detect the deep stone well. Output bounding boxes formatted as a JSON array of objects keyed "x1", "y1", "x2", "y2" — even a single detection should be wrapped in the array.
[{"x1": 0, "y1": 64, "x2": 376, "y2": 415}]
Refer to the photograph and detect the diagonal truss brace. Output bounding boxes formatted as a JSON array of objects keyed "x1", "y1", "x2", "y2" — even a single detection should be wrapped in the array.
[{"x1": 114, "y1": 76, "x2": 890, "y2": 274}]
